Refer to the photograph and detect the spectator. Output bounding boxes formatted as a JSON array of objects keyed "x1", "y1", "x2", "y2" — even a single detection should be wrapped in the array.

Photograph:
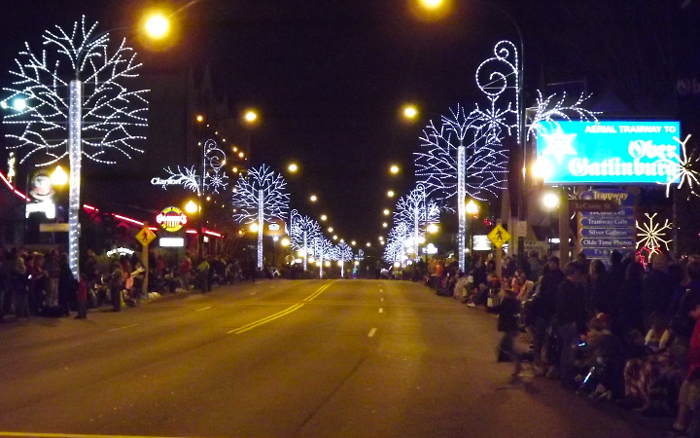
[
  {"x1": 12, "y1": 256, "x2": 29, "y2": 318},
  {"x1": 619, "y1": 262, "x2": 646, "y2": 336},
  {"x1": 670, "y1": 291, "x2": 700, "y2": 436},
  {"x1": 642, "y1": 253, "x2": 674, "y2": 324},
  {"x1": 57, "y1": 253, "x2": 73, "y2": 317},
  {"x1": 528, "y1": 251, "x2": 542, "y2": 281},
  {"x1": 555, "y1": 262, "x2": 588, "y2": 389},
  {"x1": 493, "y1": 288, "x2": 523, "y2": 377}
]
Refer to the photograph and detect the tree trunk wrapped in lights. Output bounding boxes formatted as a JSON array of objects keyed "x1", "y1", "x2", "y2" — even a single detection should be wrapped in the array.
[
  {"x1": 232, "y1": 164, "x2": 289, "y2": 269},
  {"x1": 2, "y1": 16, "x2": 149, "y2": 277}
]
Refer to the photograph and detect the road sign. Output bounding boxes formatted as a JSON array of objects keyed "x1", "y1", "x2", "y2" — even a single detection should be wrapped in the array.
[
  {"x1": 39, "y1": 223, "x2": 70, "y2": 232},
  {"x1": 516, "y1": 221, "x2": 527, "y2": 237},
  {"x1": 135, "y1": 226, "x2": 157, "y2": 246},
  {"x1": 487, "y1": 225, "x2": 510, "y2": 248},
  {"x1": 569, "y1": 200, "x2": 619, "y2": 212}
]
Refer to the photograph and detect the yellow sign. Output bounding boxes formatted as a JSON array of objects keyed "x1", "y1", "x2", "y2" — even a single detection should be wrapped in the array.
[
  {"x1": 135, "y1": 226, "x2": 157, "y2": 246},
  {"x1": 487, "y1": 225, "x2": 511, "y2": 248}
]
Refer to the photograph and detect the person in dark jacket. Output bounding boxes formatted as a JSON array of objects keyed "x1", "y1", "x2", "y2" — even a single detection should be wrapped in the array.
[
  {"x1": 57, "y1": 253, "x2": 74, "y2": 317},
  {"x1": 494, "y1": 288, "x2": 523, "y2": 376},
  {"x1": 555, "y1": 262, "x2": 588, "y2": 388}
]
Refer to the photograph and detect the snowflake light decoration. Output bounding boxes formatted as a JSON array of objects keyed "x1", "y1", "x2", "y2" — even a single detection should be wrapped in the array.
[
  {"x1": 660, "y1": 135, "x2": 700, "y2": 198},
  {"x1": 155, "y1": 139, "x2": 228, "y2": 195},
  {"x1": 232, "y1": 164, "x2": 289, "y2": 269},
  {"x1": 636, "y1": 213, "x2": 672, "y2": 252}
]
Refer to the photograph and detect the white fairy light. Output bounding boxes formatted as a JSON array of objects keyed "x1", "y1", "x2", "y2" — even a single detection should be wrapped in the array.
[
  {"x1": 155, "y1": 139, "x2": 229, "y2": 195},
  {"x1": 636, "y1": 213, "x2": 672, "y2": 252},
  {"x1": 2, "y1": 16, "x2": 149, "y2": 277},
  {"x1": 383, "y1": 222, "x2": 409, "y2": 265},
  {"x1": 660, "y1": 135, "x2": 700, "y2": 198},
  {"x1": 526, "y1": 90, "x2": 600, "y2": 141},
  {"x1": 232, "y1": 164, "x2": 290, "y2": 269},
  {"x1": 335, "y1": 242, "x2": 353, "y2": 277},
  {"x1": 393, "y1": 185, "x2": 440, "y2": 258},
  {"x1": 415, "y1": 42, "x2": 518, "y2": 272},
  {"x1": 290, "y1": 212, "x2": 321, "y2": 271}
]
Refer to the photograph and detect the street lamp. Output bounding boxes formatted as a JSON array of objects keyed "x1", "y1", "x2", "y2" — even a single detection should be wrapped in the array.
[{"x1": 390, "y1": 165, "x2": 400, "y2": 175}]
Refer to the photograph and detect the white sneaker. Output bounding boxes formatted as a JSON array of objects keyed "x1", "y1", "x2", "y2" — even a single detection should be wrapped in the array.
[{"x1": 467, "y1": 303, "x2": 476, "y2": 308}]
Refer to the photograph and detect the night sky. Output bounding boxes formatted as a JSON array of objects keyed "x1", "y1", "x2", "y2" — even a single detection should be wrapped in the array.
[{"x1": 1, "y1": 1, "x2": 698, "y2": 255}]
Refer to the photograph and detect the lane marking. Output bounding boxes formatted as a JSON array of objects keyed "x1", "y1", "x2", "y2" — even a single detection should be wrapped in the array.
[
  {"x1": 228, "y1": 282, "x2": 334, "y2": 335},
  {"x1": 368, "y1": 328, "x2": 377, "y2": 337},
  {"x1": 196, "y1": 306, "x2": 211, "y2": 312},
  {"x1": 249, "y1": 292, "x2": 257, "y2": 296},
  {"x1": 107, "y1": 324, "x2": 139, "y2": 332},
  {"x1": 379, "y1": 308, "x2": 384, "y2": 313},
  {"x1": 380, "y1": 297, "x2": 384, "y2": 302},
  {"x1": 0, "y1": 432, "x2": 193, "y2": 438}
]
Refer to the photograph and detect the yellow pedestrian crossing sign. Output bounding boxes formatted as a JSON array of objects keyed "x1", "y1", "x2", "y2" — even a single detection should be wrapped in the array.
[
  {"x1": 135, "y1": 226, "x2": 157, "y2": 246},
  {"x1": 487, "y1": 225, "x2": 510, "y2": 248}
]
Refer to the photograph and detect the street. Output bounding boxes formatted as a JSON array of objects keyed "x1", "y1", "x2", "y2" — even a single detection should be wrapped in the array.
[{"x1": 0, "y1": 280, "x2": 667, "y2": 438}]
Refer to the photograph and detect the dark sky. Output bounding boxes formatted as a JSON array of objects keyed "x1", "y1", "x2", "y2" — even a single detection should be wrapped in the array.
[{"x1": 1, "y1": 0, "x2": 698, "y2": 255}]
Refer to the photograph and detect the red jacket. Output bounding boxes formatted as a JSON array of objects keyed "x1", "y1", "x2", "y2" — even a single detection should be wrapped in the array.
[
  {"x1": 77, "y1": 280, "x2": 88, "y2": 301},
  {"x1": 688, "y1": 317, "x2": 700, "y2": 379}
]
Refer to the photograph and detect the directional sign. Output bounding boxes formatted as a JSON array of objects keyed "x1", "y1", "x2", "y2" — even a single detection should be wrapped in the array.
[
  {"x1": 487, "y1": 225, "x2": 511, "y2": 248},
  {"x1": 135, "y1": 226, "x2": 157, "y2": 246},
  {"x1": 569, "y1": 200, "x2": 619, "y2": 212}
]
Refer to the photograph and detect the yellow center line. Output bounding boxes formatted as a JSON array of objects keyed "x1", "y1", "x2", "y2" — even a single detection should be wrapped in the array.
[
  {"x1": 228, "y1": 281, "x2": 334, "y2": 335},
  {"x1": 0, "y1": 432, "x2": 199, "y2": 438}
]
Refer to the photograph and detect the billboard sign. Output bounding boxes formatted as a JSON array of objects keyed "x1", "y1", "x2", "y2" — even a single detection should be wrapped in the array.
[{"x1": 535, "y1": 121, "x2": 681, "y2": 185}]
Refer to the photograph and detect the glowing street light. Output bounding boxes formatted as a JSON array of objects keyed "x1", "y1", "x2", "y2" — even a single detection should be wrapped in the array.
[
  {"x1": 51, "y1": 165, "x2": 68, "y2": 186},
  {"x1": 281, "y1": 237, "x2": 291, "y2": 247},
  {"x1": 143, "y1": 12, "x2": 170, "y2": 40},
  {"x1": 402, "y1": 104, "x2": 418, "y2": 119},
  {"x1": 288, "y1": 163, "x2": 298, "y2": 173},
  {"x1": 321, "y1": 214, "x2": 327, "y2": 221},
  {"x1": 387, "y1": 190, "x2": 395, "y2": 197},
  {"x1": 196, "y1": 114, "x2": 204, "y2": 123},
  {"x1": 185, "y1": 200, "x2": 198, "y2": 214},
  {"x1": 427, "y1": 223, "x2": 439, "y2": 234},
  {"x1": 542, "y1": 191, "x2": 560, "y2": 210},
  {"x1": 390, "y1": 165, "x2": 400, "y2": 174},
  {"x1": 382, "y1": 222, "x2": 388, "y2": 228},
  {"x1": 351, "y1": 240, "x2": 357, "y2": 246},
  {"x1": 383, "y1": 209, "x2": 390, "y2": 216},
  {"x1": 243, "y1": 109, "x2": 259, "y2": 124},
  {"x1": 328, "y1": 227, "x2": 334, "y2": 233},
  {"x1": 310, "y1": 195, "x2": 318, "y2": 202}
]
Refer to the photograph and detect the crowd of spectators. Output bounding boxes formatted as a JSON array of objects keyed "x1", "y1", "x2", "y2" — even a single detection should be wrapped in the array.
[
  {"x1": 0, "y1": 246, "x2": 260, "y2": 321},
  {"x1": 428, "y1": 250, "x2": 700, "y2": 437}
]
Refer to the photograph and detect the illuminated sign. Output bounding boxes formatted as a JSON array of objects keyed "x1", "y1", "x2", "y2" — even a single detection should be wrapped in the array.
[
  {"x1": 159, "y1": 237, "x2": 185, "y2": 247},
  {"x1": 535, "y1": 121, "x2": 681, "y2": 184},
  {"x1": 264, "y1": 218, "x2": 286, "y2": 236},
  {"x1": 156, "y1": 206, "x2": 188, "y2": 232}
]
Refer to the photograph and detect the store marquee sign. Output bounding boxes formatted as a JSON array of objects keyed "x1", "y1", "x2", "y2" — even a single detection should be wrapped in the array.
[
  {"x1": 156, "y1": 206, "x2": 188, "y2": 233},
  {"x1": 535, "y1": 121, "x2": 681, "y2": 184}
]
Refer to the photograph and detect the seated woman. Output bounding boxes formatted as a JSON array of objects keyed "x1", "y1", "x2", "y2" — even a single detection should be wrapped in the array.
[{"x1": 576, "y1": 316, "x2": 626, "y2": 400}]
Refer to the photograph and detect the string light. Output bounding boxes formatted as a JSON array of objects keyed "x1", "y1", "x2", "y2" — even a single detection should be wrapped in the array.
[
  {"x1": 393, "y1": 185, "x2": 440, "y2": 259},
  {"x1": 232, "y1": 164, "x2": 290, "y2": 269},
  {"x1": 660, "y1": 135, "x2": 700, "y2": 198},
  {"x1": 2, "y1": 16, "x2": 149, "y2": 277},
  {"x1": 636, "y1": 213, "x2": 672, "y2": 253},
  {"x1": 289, "y1": 212, "x2": 321, "y2": 271}
]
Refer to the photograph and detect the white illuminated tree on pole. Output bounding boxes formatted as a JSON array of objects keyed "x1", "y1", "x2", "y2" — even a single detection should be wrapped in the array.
[
  {"x1": 336, "y1": 241, "x2": 353, "y2": 278},
  {"x1": 393, "y1": 185, "x2": 440, "y2": 258},
  {"x1": 383, "y1": 222, "x2": 409, "y2": 265},
  {"x1": 289, "y1": 212, "x2": 321, "y2": 271},
  {"x1": 415, "y1": 41, "x2": 518, "y2": 272},
  {"x1": 311, "y1": 236, "x2": 334, "y2": 278},
  {"x1": 232, "y1": 164, "x2": 290, "y2": 269},
  {"x1": 2, "y1": 16, "x2": 149, "y2": 277}
]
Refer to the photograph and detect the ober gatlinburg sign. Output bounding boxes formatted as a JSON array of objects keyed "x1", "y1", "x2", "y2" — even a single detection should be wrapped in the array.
[
  {"x1": 535, "y1": 121, "x2": 681, "y2": 185},
  {"x1": 156, "y1": 206, "x2": 188, "y2": 233}
]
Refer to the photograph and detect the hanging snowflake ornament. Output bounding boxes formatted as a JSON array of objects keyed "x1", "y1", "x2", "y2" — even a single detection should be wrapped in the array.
[
  {"x1": 636, "y1": 213, "x2": 672, "y2": 251},
  {"x1": 660, "y1": 134, "x2": 700, "y2": 198}
]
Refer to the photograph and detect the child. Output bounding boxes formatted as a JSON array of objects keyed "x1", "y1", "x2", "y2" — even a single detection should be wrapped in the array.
[
  {"x1": 75, "y1": 273, "x2": 87, "y2": 319},
  {"x1": 493, "y1": 288, "x2": 522, "y2": 376}
]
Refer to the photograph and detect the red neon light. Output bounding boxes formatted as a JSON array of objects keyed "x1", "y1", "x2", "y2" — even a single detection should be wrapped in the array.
[
  {"x1": 113, "y1": 214, "x2": 144, "y2": 227},
  {"x1": 204, "y1": 229, "x2": 222, "y2": 238}
]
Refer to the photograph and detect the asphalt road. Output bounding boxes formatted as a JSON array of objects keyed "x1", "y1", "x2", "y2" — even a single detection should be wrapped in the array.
[{"x1": 0, "y1": 279, "x2": 669, "y2": 438}]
